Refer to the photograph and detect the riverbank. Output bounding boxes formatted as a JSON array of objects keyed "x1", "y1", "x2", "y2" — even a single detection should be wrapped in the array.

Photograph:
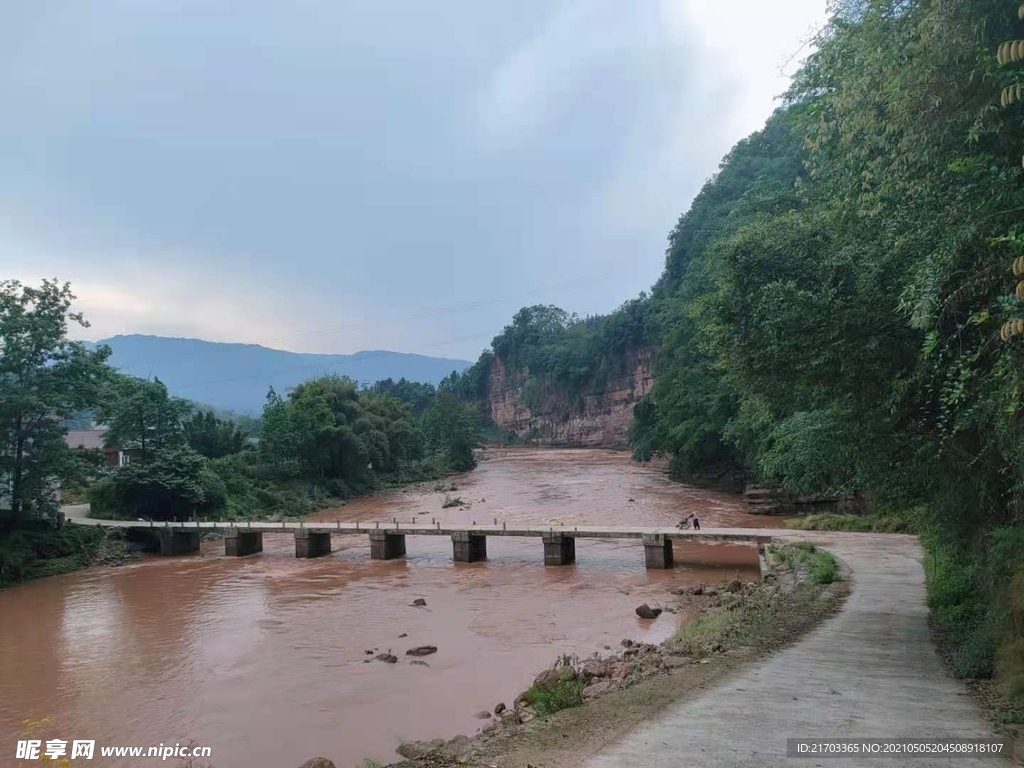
[
  {"x1": 0, "y1": 523, "x2": 136, "y2": 588},
  {"x1": 348, "y1": 532, "x2": 1017, "y2": 768},
  {"x1": 370, "y1": 542, "x2": 847, "y2": 768}
]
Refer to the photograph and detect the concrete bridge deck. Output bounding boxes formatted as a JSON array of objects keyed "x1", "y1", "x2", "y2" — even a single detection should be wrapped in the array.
[{"x1": 65, "y1": 515, "x2": 773, "y2": 569}]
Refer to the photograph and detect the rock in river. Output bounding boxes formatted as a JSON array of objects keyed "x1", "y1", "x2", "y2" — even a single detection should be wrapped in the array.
[
  {"x1": 475, "y1": 710, "x2": 492, "y2": 719},
  {"x1": 411, "y1": 598, "x2": 427, "y2": 607},
  {"x1": 376, "y1": 653, "x2": 398, "y2": 664},
  {"x1": 635, "y1": 603, "x2": 662, "y2": 620},
  {"x1": 406, "y1": 645, "x2": 438, "y2": 656},
  {"x1": 494, "y1": 702, "x2": 506, "y2": 715},
  {"x1": 298, "y1": 759, "x2": 336, "y2": 768}
]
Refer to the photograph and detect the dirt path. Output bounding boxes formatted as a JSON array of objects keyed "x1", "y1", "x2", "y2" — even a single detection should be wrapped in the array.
[{"x1": 583, "y1": 532, "x2": 1015, "y2": 767}]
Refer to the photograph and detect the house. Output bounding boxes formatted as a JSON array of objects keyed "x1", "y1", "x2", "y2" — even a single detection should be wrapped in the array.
[{"x1": 64, "y1": 429, "x2": 138, "y2": 467}]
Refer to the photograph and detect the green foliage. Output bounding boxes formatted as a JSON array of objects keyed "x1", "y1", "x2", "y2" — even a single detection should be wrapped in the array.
[
  {"x1": 630, "y1": 0, "x2": 1024, "y2": 699},
  {"x1": 811, "y1": 551, "x2": 839, "y2": 585},
  {"x1": 522, "y1": 678, "x2": 585, "y2": 716},
  {"x1": 98, "y1": 375, "x2": 192, "y2": 459},
  {"x1": 786, "y1": 513, "x2": 914, "y2": 533},
  {"x1": 486, "y1": 300, "x2": 651, "y2": 392},
  {"x1": 257, "y1": 376, "x2": 428, "y2": 484},
  {"x1": 183, "y1": 411, "x2": 247, "y2": 458},
  {"x1": 90, "y1": 445, "x2": 225, "y2": 520},
  {"x1": 768, "y1": 542, "x2": 840, "y2": 585},
  {"x1": 367, "y1": 378, "x2": 437, "y2": 417},
  {"x1": 421, "y1": 391, "x2": 479, "y2": 472},
  {"x1": 0, "y1": 280, "x2": 111, "y2": 520},
  {"x1": 0, "y1": 525, "x2": 111, "y2": 587}
]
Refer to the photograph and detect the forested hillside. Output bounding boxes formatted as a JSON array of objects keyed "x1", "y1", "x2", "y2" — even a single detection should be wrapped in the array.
[{"x1": 453, "y1": 0, "x2": 1024, "y2": 718}]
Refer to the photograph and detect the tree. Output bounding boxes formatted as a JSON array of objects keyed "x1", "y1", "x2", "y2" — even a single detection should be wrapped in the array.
[
  {"x1": 91, "y1": 445, "x2": 226, "y2": 520},
  {"x1": 368, "y1": 378, "x2": 437, "y2": 416},
  {"x1": 98, "y1": 375, "x2": 192, "y2": 459},
  {"x1": 184, "y1": 410, "x2": 246, "y2": 458},
  {"x1": 422, "y1": 391, "x2": 479, "y2": 471},
  {"x1": 0, "y1": 280, "x2": 110, "y2": 519}
]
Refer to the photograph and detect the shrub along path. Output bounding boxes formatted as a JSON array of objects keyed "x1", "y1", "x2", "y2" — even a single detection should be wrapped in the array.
[{"x1": 584, "y1": 532, "x2": 1015, "y2": 768}]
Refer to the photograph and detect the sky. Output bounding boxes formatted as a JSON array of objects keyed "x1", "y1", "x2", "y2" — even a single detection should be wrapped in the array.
[{"x1": 2, "y1": 0, "x2": 828, "y2": 361}]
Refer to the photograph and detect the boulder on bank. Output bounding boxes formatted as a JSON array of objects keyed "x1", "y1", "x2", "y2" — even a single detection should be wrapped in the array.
[
  {"x1": 298, "y1": 759, "x2": 336, "y2": 768},
  {"x1": 582, "y1": 681, "x2": 614, "y2": 699},
  {"x1": 397, "y1": 739, "x2": 445, "y2": 760},
  {"x1": 494, "y1": 702, "x2": 506, "y2": 715},
  {"x1": 635, "y1": 604, "x2": 662, "y2": 620},
  {"x1": 406, "y1": 645, "x2": 438, "y2": 656},
  {"x1": 581, "y1": 659, "x2": 612, "y2": 679},
  {"x1": 727, "y1": 579, "x2": 743, "y2": 593},
  {"x1": 533, "y1": 667, "x2": 561, "y2": 687}
]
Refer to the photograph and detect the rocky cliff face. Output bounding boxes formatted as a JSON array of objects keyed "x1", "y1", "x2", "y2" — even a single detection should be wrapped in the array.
[{"x1": 487, "y1": 349, "x2": 655, "y2": 448}]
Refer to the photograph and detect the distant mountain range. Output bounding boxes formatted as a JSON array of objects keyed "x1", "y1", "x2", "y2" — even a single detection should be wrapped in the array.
[{"x1": 87, "y1": 335, "x2": 472, "y2": 415}]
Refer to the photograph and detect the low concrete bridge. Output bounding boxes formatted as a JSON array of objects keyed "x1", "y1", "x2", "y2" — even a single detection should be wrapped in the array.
[{"x1": 67, "y1": 517, "x2": 772, "y2": 571}]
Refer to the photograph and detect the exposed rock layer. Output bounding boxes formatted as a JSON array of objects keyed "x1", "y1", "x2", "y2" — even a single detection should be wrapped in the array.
[{"x1": 487, "y1": 349, "x2": 655, "y2": 448}]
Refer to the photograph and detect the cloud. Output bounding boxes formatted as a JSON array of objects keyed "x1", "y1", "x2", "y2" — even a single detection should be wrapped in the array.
[{"x1": 0, "y1": 0, "x2": 827, "y2": 360}]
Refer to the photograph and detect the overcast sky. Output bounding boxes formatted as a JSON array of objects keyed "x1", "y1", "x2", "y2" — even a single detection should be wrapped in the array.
[{"x1": 2, "y1": 0, "x2": 827, "y2": 361}]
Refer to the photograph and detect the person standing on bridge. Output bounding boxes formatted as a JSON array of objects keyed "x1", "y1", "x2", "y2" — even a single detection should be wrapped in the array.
[{"x1": 691, "y1": 513, "x2": 700, "y2": 530}]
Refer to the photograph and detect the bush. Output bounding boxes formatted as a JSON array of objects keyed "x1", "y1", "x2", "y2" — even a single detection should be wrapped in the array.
[
  {"x1": 811, "y1": 551, "x2": 839, "y2": 584},
  {"x1": 522, "y1": 679, "x2": 585, "y2": 716},
  {"x1": 768, "y1": 542, "x2": 841, "y2": 585},
  {"x1": 786, "y1": 513, "x2": 913, "y2": 533}
]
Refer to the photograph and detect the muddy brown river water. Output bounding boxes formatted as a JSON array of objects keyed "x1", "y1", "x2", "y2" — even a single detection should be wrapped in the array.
[{"x1": 0, "y1": 449, "x2": 782, "y2": 768}]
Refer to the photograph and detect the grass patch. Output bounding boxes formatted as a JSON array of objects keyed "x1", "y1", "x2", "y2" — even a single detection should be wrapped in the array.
[
  {"x1": 786, "y1": 513, "x2": 913, "y2": 533},
  {"x1": 811, "y1": 551, "x2": 839, "y2": 584},
  {"x1": 522, "y1": 679, "x2": 586, "y2": 716},
  {"x1": 768, "y1": 542, "x2": 840, "y2": 585},
  {"x1": 673, "y1": 586, "x2": 777, "y2": 654},
  {"x1": 669, "y1": 544, "x2": 846, "y2": 660}
]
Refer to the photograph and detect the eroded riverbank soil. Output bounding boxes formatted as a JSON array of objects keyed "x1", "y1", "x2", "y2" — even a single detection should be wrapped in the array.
[{"x1": 0, "y1": 449, "x2": 782, "y2": 768}]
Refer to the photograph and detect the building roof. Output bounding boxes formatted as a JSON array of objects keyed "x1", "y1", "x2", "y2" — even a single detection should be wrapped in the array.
[{"x1": 65, "y1": 429, "x2": 107, "y2": 451}]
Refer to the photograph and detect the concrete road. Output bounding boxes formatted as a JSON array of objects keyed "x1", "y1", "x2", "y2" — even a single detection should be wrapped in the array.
[
  {"x1": 61, "y1": 503, "x2": 91, "y2": 521},
  {"x1": 584, "y1": 533, "x2": 1015, "y2": 767}
]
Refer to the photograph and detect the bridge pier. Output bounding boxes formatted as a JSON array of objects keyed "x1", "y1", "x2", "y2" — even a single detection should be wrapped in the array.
[
  {"x1": 158, "y1": 529, "x2": 201, "y2": 556},
  {"x1": 642, "y1": 534, "x2": 673, "y2": 569},
  {"x1": 295, "y1": 530, "x2": 332, "y2": 558},
  {"x1": 542, "y1": 533, "x2": 576, "y2": 565},
  {"x1": 369, "y1": 531, "x2": 406, "y2": 560},
  {"x1": 225, "y1": 529, "x2": 263, "y2": 556},
  {"x1": 452, "y1": 531, "x2": 487, "y2": 562}
]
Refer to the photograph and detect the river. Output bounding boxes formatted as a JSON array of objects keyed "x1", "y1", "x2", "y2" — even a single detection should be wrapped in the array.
[{"x1": 0, "y1": 449, "x2": 782, "y2": 767}]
